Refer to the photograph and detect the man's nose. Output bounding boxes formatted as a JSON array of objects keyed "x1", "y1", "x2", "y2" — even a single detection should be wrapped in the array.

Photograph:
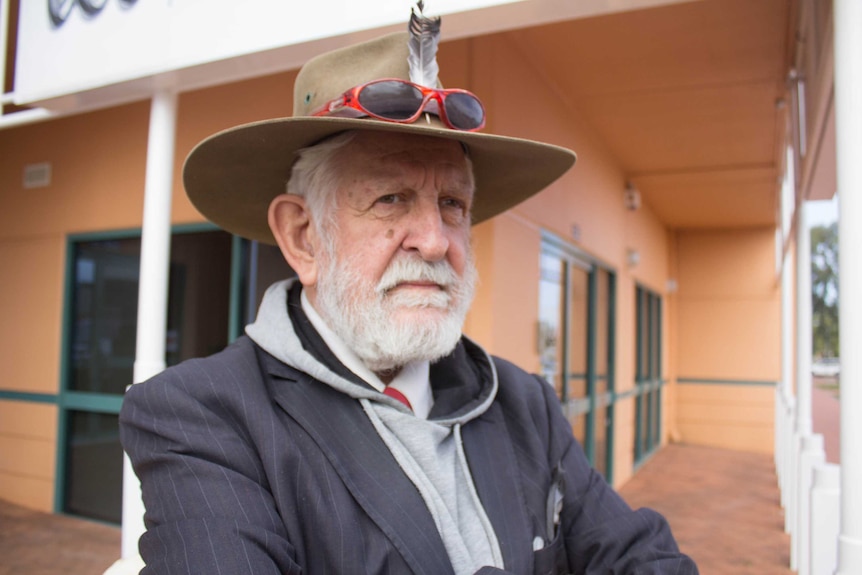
[{"x1": 402, "y1": 201, "x2": 450, "y2": 262}]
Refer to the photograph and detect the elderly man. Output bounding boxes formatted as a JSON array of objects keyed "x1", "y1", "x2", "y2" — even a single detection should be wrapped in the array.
[{"x1": 119, "y1": 8, "x2": 697, "y2": 575}]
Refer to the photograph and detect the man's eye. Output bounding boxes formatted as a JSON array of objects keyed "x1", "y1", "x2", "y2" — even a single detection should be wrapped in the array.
[
  {"x1": 441, "y1": 197, "x2": 467, "y2": 212},
  {"x1": 376, "y1": 194, "x2": 400, "y2": 205}
]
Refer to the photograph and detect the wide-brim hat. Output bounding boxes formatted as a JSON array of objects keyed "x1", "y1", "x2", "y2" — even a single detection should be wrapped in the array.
[{"x1": 183, "y1": 32, "x2": 576, "y2": 244}]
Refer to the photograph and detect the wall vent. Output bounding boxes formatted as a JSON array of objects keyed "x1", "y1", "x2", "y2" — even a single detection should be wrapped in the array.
[{"x1": 23, "y1": 162, "x2": 52, "y2": 189}]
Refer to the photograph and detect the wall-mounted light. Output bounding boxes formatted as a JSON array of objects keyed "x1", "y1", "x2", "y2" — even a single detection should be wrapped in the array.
[
  {"x1": 626, "y1": 248, "x2": 640, "y2": 268},
  {"x1": 624, "y1": 181, "x2": 641, "y2": 211}
]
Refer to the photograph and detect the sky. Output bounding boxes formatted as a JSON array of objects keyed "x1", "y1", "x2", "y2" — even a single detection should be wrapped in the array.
[{"x1": 807, "y1": 195, "x2": 839, "y2": 228}]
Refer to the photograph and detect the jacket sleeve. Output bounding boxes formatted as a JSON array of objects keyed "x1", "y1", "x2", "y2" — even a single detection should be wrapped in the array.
[
  {"x1": 534, "y1": 377, "x2": 699, "y2": 574},
  {"x1": 118, "y1": 359, "x2": 301, "y2": 575}
]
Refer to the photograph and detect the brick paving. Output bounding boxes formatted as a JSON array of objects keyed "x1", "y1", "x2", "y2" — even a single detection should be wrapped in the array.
[
  {"x1": 621, "y1": 443, "x2": 792, "y2": 575},
  {"x1": 1, "y1": 442, "x2": 793, "y2": 575},
  {"x1": 0, "y1": 499, "x2": 120, "y2": 575},
  {"x1": 813, "y1": 377, "x2": 841, "y2": 464}
]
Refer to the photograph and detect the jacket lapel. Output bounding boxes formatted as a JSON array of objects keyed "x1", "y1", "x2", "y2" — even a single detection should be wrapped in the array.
[
  {"x1": 461, "y1": 401, "x2": 534, "y2": 574},
  {"x1": 431, "y1": 341, "x2": 536, "y2": 573},
  {"x1": 263, "y1": 352, "x2": 455, "y2": 575}
]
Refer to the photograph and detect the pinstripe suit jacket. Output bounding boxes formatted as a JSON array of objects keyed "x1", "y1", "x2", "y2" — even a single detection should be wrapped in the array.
[{"x1": 119, "y1": 334, "x2": 696, "y2": 574}]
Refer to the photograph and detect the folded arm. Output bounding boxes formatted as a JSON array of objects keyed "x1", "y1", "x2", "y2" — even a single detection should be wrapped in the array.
[{"x1": 119, "y1": 366, "x2": 301, "y2": 574}]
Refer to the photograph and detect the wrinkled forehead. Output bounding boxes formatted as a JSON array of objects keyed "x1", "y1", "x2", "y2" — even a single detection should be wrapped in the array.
[{"x1": 338, "y1": 131, "x2": 474, "y2": 189}]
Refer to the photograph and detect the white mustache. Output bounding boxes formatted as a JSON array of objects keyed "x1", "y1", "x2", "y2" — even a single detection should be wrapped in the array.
[{"x1": 376, "y1": 257, "x2": 459, "y2": 294}]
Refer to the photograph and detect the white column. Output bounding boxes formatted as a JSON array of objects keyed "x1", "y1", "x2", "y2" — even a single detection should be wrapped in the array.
[
  {"x1": 110, "y1": 90, "x2": 178, "y2": 574},
  {"x1": 773, "y1": 388, "x2": 784, "y2": 482},
  {"x1": 795, "y1": 202, "x2": 813, "y2": 439},
  {"x1": 791, "y1": 201, "x2": 815, "y2": 570},
  {"x1": 779, "y1": 233, "x2": 795, "y2": 505},
  {"x1": 777, "y1": 134, "x2": 796, "y2": 502},
  {"x1": 834, "y1": 1, "x2": 862, "y2": 572},
  {"x1": 784, "y1": 228, "x2": 800, "y2": 538}
]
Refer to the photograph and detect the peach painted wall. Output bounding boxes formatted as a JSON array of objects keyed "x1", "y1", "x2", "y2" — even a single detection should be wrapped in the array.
[
  {"x1": 0, "y1": 104, "x2": 150, "y2": 239},
  {"x1": 673, "y1": 228, "x2": 780, "y2": 453},
  {"x1": 465, "y1": 212, "x2": 543, "y2": 369},
  {"x1": 173, "y1": 70, "x2": 298, "y2": 224},
  {"x1": 0, "y1": 401, "x2": 57, "y2": 512},
  {"x1": 675, "y1": 228, "x2": 780, "y2": 380},
  {"x1": 0, "y1": 236, "x2": 65, "y2": 395}
]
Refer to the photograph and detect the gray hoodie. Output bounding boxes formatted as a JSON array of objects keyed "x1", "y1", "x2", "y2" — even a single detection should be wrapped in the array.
[{"x1": 246, "y1": 279, "x2": 505, "y2": 574}]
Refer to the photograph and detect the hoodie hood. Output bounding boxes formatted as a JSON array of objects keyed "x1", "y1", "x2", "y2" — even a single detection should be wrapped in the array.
[{"x1": 245, "y1": 279, "x2": 497, "y2": 425}]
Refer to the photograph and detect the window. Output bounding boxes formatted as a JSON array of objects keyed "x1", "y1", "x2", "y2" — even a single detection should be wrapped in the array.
[
  {"x1": 633, "y1": 285, "x2": 662, "y2": 466},
  {"x1": 539, "y1": 234, "x2": 616, "y2": 480},
  {"x1": 231, "y1": 239, "x2": 296, "y2": 335},
  {"x1": 60, "y1": 228, "x2": 234, "y2": 522}
]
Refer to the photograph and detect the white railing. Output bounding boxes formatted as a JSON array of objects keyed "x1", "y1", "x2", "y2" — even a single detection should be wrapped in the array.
[{"x1": 776, "y1": 389, "x2": 840, "y2": 575}]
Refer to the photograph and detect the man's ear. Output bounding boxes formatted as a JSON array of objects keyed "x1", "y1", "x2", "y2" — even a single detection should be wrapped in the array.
[{"x1": 268, "y1": 194, "x2": 320, "y2": 287}]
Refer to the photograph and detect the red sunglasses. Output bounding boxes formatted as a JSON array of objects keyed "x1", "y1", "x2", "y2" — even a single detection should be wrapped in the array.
[{"x1": 311, "y1": 78, "x2": 486, "y2": 132}]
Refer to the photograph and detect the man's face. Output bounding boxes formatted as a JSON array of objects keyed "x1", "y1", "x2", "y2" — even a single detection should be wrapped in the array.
[{"x1": 310, "y1": 131, "x2": 477, "y2": 372}]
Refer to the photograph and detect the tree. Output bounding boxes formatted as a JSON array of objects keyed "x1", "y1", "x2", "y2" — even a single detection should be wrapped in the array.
[{"x1": 811, "y1": 222, "x2": 839, "y2": 358}]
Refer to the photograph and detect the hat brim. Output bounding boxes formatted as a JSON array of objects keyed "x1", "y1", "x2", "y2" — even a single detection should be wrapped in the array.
[{"x1": 183, "y1": 116, "x2": 576, "y2": 244}]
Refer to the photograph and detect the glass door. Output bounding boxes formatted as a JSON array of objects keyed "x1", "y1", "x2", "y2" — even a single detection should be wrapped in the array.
[
  {"x1": 634, "y1": 285, "x2": 662, "y2": 466},
  {"x1": 60, "y1": 228, "x2": 233, "y2": 522},
  {"x1": 538, "y1": 234, "x2": 616, "y2": 481}
]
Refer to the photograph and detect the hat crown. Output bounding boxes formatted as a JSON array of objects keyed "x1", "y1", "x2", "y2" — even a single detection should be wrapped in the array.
[{"x1": 293, "y1": 33, "x2": 412, "y2": 118}]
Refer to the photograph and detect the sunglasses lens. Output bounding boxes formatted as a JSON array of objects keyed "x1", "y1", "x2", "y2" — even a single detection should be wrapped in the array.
[
  {"x1": 358, "y1": 81, "x2": 424, "y2": 120},
  {"x1": 444, "y1": 93, "x2": 484, "y2": 130}
]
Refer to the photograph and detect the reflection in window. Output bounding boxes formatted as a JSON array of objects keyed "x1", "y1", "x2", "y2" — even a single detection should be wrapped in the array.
[
  {"x1": 539, "y1": 253, "x2": 564, "y2": 398},
  {"x1": 236, "y1": 240, "x2": 297, "y2": 330},
  {"x1": 634, "y1": 286, "x2": 662, "y2": 465},
  {"x1": 538, "y1": 237, "x2": 615, "y2": 480},
  {"x1": 64, "y1": 411, "x2": 123, "y2": 524},
  {"x1": 70, "y1": 239, "x2": 141, "y2": 395},
  {"x1": 593, "y1": 268, "x2": 613, "y2": 476}
]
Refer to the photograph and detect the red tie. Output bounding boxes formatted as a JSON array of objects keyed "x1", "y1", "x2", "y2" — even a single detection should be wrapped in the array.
[{"x1": 384, "y1": 386, "x2": 413, "y2": 411}]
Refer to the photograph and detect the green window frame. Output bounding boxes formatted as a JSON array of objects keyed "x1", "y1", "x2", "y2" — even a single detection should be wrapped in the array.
[
  {"x1": 52, "y1": 230, "x2": 296, "y2": 523},
  {"x1": 539, "y1": 232, "x2": 616, "y2": 482},
  {"x1": 55, "y1": 223, "x2": 235, "y2": 523},
  {"x1": 633, "y1": 285, "x2": 663, "y2": 467}
]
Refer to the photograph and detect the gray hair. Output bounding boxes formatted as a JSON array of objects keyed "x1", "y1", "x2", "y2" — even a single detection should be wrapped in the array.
[{"x1": 285, "y1": 131, "x2": 358, "y2": 251}]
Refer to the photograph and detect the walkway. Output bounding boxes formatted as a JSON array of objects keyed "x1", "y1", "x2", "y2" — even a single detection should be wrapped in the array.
[
  {"x1": 0, "y1": 497, "x2": 120, "y2": 575},
  {"x1": 0, "y1": 442, "x2": 793, "y2": 574},
  {"x1": 621, "y1": 444, "x2": 791, "y2": 574},
  {"x1": 813, "y1": 377, "x2": 841, "y2": 464}
]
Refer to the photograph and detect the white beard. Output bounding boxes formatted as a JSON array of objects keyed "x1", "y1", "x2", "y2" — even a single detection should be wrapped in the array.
[{"x1": 315, "y1": 251, "x2": 477, "y2": 373}]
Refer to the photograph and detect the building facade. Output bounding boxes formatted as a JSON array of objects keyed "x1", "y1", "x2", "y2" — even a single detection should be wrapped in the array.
[{"x1": 1, "y1": 0, "x2": 805, "y2": 532}]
